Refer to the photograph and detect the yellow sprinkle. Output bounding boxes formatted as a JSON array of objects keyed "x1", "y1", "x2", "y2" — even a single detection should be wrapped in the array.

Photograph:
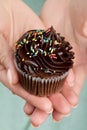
[
  {"x1": 51, "y1": 49, "x2": 54, "y2": 53},
  {"x1": 26, "y1": 41, "x2": 29, "y2": 44},
  {"x1": 15, "y1": 42, "x2": 18, "y2": 46},
  {"x1": 22, "y1": 58, "x2": 24, "y2": 61},
  {"x1": 26, "y1": 52, "x2": 29, "y2": 55},
  {"x1": 53, "y1": 70, "x2": 56, "y2": 73},
  {"x1": 32, "y1": 38, "x2": 37, "y2": 41},
  {"x1": 23, "y1": 39, "x2": 26, "y2": 43},
  {"x1": 17, "y1": 44, "x2": 22, "y2": 48},
  {"x1": 38, "y1": 32, "x2": 42, "y2": 35},
  {"x1": 44, "y1": 51, "x2": 47, "y2": 56},
  {"x1": 54, "y1": 40, "x2": 59, "y2": 45},
  {"x1": 49, "y1": 47, "x2": 52, "y2": 51}
]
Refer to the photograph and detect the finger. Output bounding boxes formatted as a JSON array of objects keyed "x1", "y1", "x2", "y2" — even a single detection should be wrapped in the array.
[
  {"x1": 52, "y1": 110, "x2": 70, "y2": 122},
  {"x1": 52, "y1": 110, "x2": 65, "y2": 122},
  {"x1": 0, "y1": 69, "x2": 53, "y2": 113},
  {"x1": 30, "y1": 108, "x2": 49, "y2": 127},
  {"x1": 66, "y1": 69, "x2": 75, "y2": 87},
  {"x1": 73, "y1": 65, "x2": 86, "y2": 95},
  {"x1": 24, "y1": 102, "x2": 35, "y2": 115},
  {"x1": 60, "y1": 69, "x2": 79, "y2": 107},
  {"x1": 49, "y1": 93, "x2": 71, "y2": 114},
  {"x1": 0, "y1": 34, "x2": 18, "y2": 84},
  {"x1": 61, "y1": 85, "x2": 79, "y2": 107},
  {"x1": 12, "y1": 0, "x2": 45, "y2": 43}
]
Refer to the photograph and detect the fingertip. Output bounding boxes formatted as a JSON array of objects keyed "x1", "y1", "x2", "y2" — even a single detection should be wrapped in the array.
[
  {"x1": 24, "y1": 102, "x2": 34, "y2": 115},
  {"x1": 7, "y1": 69, "x2": 12, "y2": 84},
  {"x1": 30, "y1": 109, "x2": 48, "y2": 127},
  {"x1": 42, "y1": 100, "x2": 53, "y2": 113},
  {"x1": 7, "y1": 67, "x2": 19, "y2": 85},
  {"x1": 52, "y1": 111, "x2": 64, "y2": 122},
  {"x1": 12, "y1": 68, "x2": 19, "y2": 84},
  {"x1": 31, "y1": 123, "x2": 40, "y2": 128}
]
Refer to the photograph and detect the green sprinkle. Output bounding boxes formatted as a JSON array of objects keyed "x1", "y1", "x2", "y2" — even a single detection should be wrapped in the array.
[
  {"x1": 34, "y1": 51, "x2": 39, "y2": 56},
  {"x1": 50, "y1": 40, "x2": 52, "y2": 45},
  {"x1": 20, "y1": 42, "x2": 24, "y2": 45},
  {"x1": 43, "y1": 39, "x2": 49, "y2": 43},
  {"x1": 28, "y1": 34, "x2": 31, "y2": 38},
  {"x1": 48, "y1": 38, "x2": 51, "y2": 40},
  {"x1": 30, "y1": 46, "x2": 34, "y2": 53}
]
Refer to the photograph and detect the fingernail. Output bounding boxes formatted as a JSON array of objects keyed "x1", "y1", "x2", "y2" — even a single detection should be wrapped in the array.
[
  {"x1": 25, "y1": 113, "x2": 29, "y2": 117},
  {"x1": 64, "y1": 113, "x2": 71, "y2": 117},
  {"x1": 72, "y1": 104, "x2": 78, "y2": 108},
  {"x1": 31, "y1": 123, "x2": 40, "y2": 128},
  {"x1": 7, "y1": 69, "x2": 12, "y2": 84},
  {"x1": 47, "y1": 108, "x2": 53, "y2": 114},
  {"x1": 53, "y1": 119, "x2": 61, "y2": 123},
  {"x1": 53, "y1": 119, "x2": 58, "y2": 123}
]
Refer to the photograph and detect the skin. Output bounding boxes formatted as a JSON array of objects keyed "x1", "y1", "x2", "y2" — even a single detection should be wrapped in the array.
[
  {"x1": 0, "y1": 0, "x2": 53, "y2": 114},
  {"x1": 24, "y1": 0, "x2": 87, "y2": 126},
  {"x1": 0, "y1": 0, "x2": 87, "y2": 127}
]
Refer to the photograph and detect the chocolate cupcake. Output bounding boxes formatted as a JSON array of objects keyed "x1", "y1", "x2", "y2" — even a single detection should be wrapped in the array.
[{"x1": 14, "y1": 26, "x2": 74, "y2": 96}]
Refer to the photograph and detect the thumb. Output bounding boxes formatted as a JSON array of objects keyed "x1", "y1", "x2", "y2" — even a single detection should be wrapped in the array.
[{"x1": 0, "y1": 34, "x2": 18, "y2": 84}]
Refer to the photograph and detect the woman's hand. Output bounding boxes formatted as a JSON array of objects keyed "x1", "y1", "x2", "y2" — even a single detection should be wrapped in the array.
[
  {"x1": 40, "y1": 0, "x2": 87, "y2": 122},
  {"x1": 0, "y1": 0, "x2": 53, "y2": 115},
  {"x1": 1, "y1": 0, "x2": 87, "y2": 127},
  {"x1": 24, "y1": 0, "x2": 87, "y2": 126}
]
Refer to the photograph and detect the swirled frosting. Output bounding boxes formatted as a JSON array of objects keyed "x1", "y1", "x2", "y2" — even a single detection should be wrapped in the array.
[{"x1": 15, "y1": 26, "x2": 74, "y2": 78}]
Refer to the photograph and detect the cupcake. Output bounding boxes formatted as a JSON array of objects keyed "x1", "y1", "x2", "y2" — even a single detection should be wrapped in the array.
[{"x1": 14, "y1": 26, "x2": 74, "y2": 96}]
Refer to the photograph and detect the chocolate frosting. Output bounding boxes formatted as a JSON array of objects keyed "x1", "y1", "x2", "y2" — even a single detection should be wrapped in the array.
[{"x1": 15, "y1": 26, "x2": 74, "y2": 78}]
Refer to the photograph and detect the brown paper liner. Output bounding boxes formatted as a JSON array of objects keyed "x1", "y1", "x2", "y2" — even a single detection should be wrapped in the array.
[{"x1": 16, "y1": 63, "x2": 68, "y2": 96}]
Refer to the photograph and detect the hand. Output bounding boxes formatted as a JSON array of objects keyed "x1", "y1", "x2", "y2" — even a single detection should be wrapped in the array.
[
  {"x1": 24, "y1": 0, "x2": 87, "y2": 126},
  {"x1": 40, "y1": 0, "x2": 87, "y2": 122},
  {"x1": 0, "y1": 0, "x2": 53, "y2": 115}
]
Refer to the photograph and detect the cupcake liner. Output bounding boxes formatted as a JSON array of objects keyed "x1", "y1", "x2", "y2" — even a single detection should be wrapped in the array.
[{"x1": 15, "y1": 59, "x2": 68, "y2": 96}]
